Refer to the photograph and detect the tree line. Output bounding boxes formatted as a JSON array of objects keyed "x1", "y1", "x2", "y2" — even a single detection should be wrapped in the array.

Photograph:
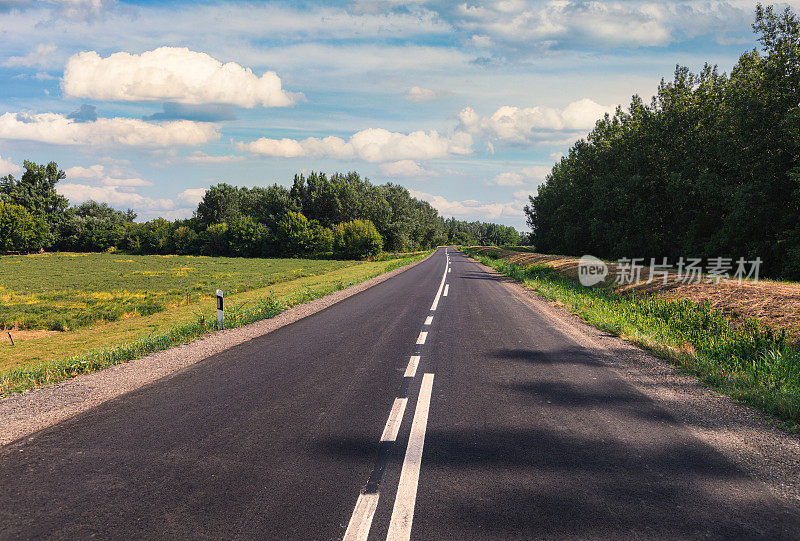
[
  {"x1": 1, "y1": 163, "x2": 523, "y2": 258},
  {"x1": 526, "y1": 4, "x2": 800, "y2": 279}
]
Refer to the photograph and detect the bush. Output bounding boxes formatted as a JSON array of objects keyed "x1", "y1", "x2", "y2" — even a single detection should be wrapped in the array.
[
  {"x1": 309, "y1": 221, "x2": 334, "y2": 254},
  {"x1": 201, "y1": 223, "x2": 230, "y2": 256},
  {"x1": 228, "y1": 215, "x2": 271, "y2": 257},
  {"x1": 0, "y1": 202, "x2": 49, "y2": 252},
  {"x1": 277, "y1": 211, "x2": 313, "y2": 255},
  {"x1": 170, "y1": 226, "x2": 200, "y2": 255},
  {"x1": 333, "y1": 219, "x2": 383, "y2": 259}
]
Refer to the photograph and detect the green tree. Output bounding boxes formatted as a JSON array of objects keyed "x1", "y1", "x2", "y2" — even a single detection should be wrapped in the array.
[
  {"x1": 0, "y1": 161, "x2": 71, "y2": 246},
  {"x1": 0, "y1": 201, "x2": 50, "y2": 252}
]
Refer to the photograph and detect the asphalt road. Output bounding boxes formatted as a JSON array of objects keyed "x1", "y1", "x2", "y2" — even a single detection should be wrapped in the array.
[{"x1": 2, "y1": 247, "x2": 799, "y2": 539}]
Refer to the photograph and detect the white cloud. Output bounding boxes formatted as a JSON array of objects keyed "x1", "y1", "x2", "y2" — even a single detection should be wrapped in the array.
[
  {"x1": 239, "y1": 128, "x2": 473, "y2": 163},
  {"x1": 405, "y1": 86, "x2": 441, "y2": 102},
  {"x1": 243, "y1": 138, "x2": 306, "y2": 158},
  {"x1": 178, "y1": 188, "x2": 207, "y2": 206},
  {"x1": 489, "y1": 165, "x2": 550, "y2": 187},
  {"x1": 65, "y1": 163, "x2": 153, "y2": 187},
  {"x1": 0, "y1": 111, "x2": 219, "y2": 147},
  {"x1": 62, "y1": 47, "x2": 295, "y2": 108},
  {"x1": 64, "y1": 164, "x2": 105, "y2": 180},
  {"x1": 57, "y1": 183, "x2": 175, "y2": 210},
  {"x1": 410, "y1": 189, "x2": 525, "y2": 220},
  {"x1": 3, "y1": 43, "x2": 56, "y2": 68},
  {"x1": 456, "y1": 1, "x2": 674, "y2": 50},
  {"x1": 0, "y1": 155, "x2": 21, "y2": 176},
  {"x1": 184, "y1": 152, "x2": 245, "y2": 164},
  {"x1": 459, "y1": 99, "x2": 614, "y2": 144},
  {"x1": 379, "y1": 159, "x2": 436, "y2": 178}
]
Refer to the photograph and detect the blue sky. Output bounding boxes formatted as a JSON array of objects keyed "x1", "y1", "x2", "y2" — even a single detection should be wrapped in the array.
[{"x1": 0, "y1": 0, "x2": 775, "y2": 229}]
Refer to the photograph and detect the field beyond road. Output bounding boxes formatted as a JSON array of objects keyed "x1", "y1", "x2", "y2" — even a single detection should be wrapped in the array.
[
  {"x1": 0, "y1": 251, "x2": 428, "y2": 394},
  {"x1": 0, "y1": 252, "x2": 364, "y2": 332}
]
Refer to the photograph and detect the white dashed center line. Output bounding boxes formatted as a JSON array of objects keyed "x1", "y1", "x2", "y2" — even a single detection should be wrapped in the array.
[
  {"x1": 380, "y1": 398, "x2": 409, "y2": 443},
  {"x1": 404, "y1": 356, "x2": 420, "y2": 378}
]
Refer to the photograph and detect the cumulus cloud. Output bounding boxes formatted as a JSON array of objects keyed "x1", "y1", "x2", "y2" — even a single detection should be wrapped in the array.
[
  {"x1": 0, "y1": 111, "x2": 219, "y2": 147},
  {"x1": 178, "y1": 188, "x2": 207, "y2": 206},
  {"x1": 379, "y1": 159, "x2": 436, "y2": 178},
  {"x1": 455, "y1": 1, "x2": 674, "y2": 50},
  {"x1": 405, "y1": 86, "x2": 444, "y2": 102},
  {"x1": 57, "y1": 183, "x2": 174, "y2": 210},
  {"x1": 410, "y1": 189, "x2": 524, "y2": 221},
  {"x1": 459, "y1": 99, "x2": 614, "y2": 144},
  {"x1": 238, "y1": 128, "x2": 472, "y2": 163},
  {"x1": 489, "y1": 165, "x2": 551, "y2": 187},
  {"x1": 3, "y1": 43, "x2": 56, "y2": 68},
  {"x1": 0, "y1": 155, "x2": 21, "y2": 176},
  {"x1": 65, "y1": 164, "x2": 152, "y2": 187},
  {"x1": 62, "y1": 47, "x2": 296, "y2": 108}
]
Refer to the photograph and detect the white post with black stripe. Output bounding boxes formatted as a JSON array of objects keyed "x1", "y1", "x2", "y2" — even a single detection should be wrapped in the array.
[{"x1": 216, "y1": 289, "x2": 224, "y2": 330}]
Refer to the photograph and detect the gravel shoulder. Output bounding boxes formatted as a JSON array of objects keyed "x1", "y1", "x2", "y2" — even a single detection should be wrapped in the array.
[
  {"x1": 0, "y1": 253, "x2": 432, "y2": 446},
  {"x1": 468, "y1": 254, "x2": 800, "y2": 508}
]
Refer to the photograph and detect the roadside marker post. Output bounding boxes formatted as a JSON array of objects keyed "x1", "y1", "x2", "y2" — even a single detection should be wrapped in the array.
[{"x1": 216, "y1": 289, "x2": 224, "y2": 330}]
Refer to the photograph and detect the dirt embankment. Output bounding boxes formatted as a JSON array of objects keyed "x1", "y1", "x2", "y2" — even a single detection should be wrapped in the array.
[{"x1": 475, "y1": 247, "x2": 800, "y2": 340}]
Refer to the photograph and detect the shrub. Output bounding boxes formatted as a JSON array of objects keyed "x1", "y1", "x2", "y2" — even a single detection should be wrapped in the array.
[
  {"x1": 277, "y1": 211, "x2": 313, "y2": 255},
  {"x1": 201, "y1": 223, "x2": 230, "y2": 256},
  {"x1": 0, "y1": 201, "x2": 49, "y2": 252},
  {"x1": 170, "y1": 226, "x2": 200, "y2": 255},
  {"x1": 228, "y1": 215, "x2": 271, "y2": 257},
  {"x1": 309, "y1": 221, "x2": 334, "y2": 254},
  {"x1": 333, "y1": 219, "x2": 383, "y2": 259}
]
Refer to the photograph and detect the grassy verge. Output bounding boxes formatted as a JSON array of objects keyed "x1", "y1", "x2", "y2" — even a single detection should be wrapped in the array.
[
  {"x1": 0, "y1": 251, "x2": 429, "y2": 396},
  {"x1": 463, "y1": 247, "x2": 800, "y2": 430}
]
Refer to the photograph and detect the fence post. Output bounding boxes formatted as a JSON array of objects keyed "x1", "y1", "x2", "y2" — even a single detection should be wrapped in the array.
[{"x1": 216, "y1": 289, "x2": 224, "y2": 330}]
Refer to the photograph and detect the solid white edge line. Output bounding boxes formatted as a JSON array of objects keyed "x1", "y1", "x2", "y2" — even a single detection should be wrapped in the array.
[
  {"x1": 424, "y1": 316, "x2": 433, "y2": 326},
  {"x1": 386, "y1": 373, "x2": 435, "y2": 541},
  {"x1": 416, "y1": 331, "x2": 427, "y2": 345},
  {"x1": 404, "y1": 356, "x2": 420, "y2": 378},
  {"x1": 344, "y1": 492, "x2": 380, "y2": 541},
  {"x1": 381, "y1": 397, "x2": 409, "y2": 442},
  {"x1": 443, "y1": 284, "x2": 449, "y2": 297}
]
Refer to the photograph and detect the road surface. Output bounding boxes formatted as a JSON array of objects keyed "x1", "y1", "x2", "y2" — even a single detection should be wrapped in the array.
[{"x1": 1, "y1": 248, "x2": 799, "y2": 539}]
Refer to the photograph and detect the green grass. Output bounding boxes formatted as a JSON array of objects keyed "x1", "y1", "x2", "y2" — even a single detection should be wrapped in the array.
[
  {"x1": 0, "y1": 251, "x2": 430, "y2": 395},
  {"x1": 0, "y1": 252, "x2": 362, "y2": 331},
  {"x1": 464, "y1": 247, "x2": 800, "y2": 429}
]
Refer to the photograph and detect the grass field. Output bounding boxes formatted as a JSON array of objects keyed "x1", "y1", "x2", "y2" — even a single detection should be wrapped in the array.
[
  {"x1": 0, "y1": 253, "x2": 363, "y2": 331},
  {"x1": 465, "y1": 247, "x2": 800, "y2": 430},
  {"x1": 0, "y1": 251, "x2": 429, "y2": 395}
]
